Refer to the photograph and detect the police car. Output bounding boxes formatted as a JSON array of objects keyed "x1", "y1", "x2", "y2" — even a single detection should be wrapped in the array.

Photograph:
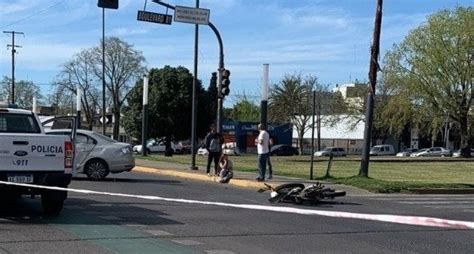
[{"x1": 0, "y1": 103, "x2": 75, "y2": 214}]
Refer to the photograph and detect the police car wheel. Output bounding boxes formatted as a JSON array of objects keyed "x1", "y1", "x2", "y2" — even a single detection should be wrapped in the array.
[{"x1": 42, "y1": 191, "x2": 64, "y2": 215}]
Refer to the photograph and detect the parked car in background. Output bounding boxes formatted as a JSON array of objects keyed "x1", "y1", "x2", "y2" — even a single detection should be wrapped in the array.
[
  {"x1": 452, "y1": 148, "x2": 474, "y2": 157},
  {"x1": 410, "y1": 147, "x2": 452, "y2": 157},
  {"x1": 197, "y1": 144, "x2": 208, "y2": 156},
  {"x1": 46, "y1": 129, "x2": 134, "y2": 180},
  {"x1": 314, "y1": 147, "x2": 347, "y2": 157},
  {"x1": 270, "y1": 144, "x2": 299, "y2": 156},
  {"x1": 133, "y1": 138, "x2": 181, "y2": 154},
  {"x1": 369, "y1": 145, "x2": 395, "y2": 156},
  {"x1": 396, "y1": 148, "x2": 419, "y2": 157}
]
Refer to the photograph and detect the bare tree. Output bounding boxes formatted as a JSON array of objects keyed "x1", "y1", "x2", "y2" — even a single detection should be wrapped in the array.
[
  {"x1": 53, "y1": 49, "x2": 100, "y2": 130},
  {"x1": 90, "y1": 37, "x2": 147, "y2": 139},
  {"x1": 0, "y1": 76, "x2": 42, "y2": 109}
]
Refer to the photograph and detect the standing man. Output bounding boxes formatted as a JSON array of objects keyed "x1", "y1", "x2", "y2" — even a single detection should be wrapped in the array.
[
  {"x1": 256, "y1": 123, "x2": 270, "y2": 182},
  {"x1": 205, "y1": 123, "x2": 224, "y2": 176}
]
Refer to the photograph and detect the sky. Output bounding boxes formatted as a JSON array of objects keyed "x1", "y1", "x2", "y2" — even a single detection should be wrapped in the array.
[{"x1": 0, "y1": 0, "x2": 471, "y2": 107}]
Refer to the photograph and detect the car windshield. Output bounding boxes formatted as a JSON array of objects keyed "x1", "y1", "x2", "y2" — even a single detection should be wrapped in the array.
[{"x1": 0, "y1": 113, "x2": 41, "y2": 133}]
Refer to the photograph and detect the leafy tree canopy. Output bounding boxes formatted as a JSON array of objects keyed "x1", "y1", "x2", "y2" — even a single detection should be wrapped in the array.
[
  {"x1": 122, "y1": 66, "x2": 212, "y2": 142},
  {"x1": 381, "y1": 6, "x2": 473, "y2": 155}
]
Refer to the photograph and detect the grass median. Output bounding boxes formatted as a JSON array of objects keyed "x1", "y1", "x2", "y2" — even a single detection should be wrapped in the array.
[{"x1": 137, "y1": 154, "x2": 474, "y2": 193}]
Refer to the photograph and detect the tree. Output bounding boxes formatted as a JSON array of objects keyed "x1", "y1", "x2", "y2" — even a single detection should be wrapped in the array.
[
  {"x1": 381, "y1": 7, "x2": 473, "y2": 156},
  {"x1": 53, "y1": 49, "x2": 101, "y2": 130},
  {"x1": 90, "y1": 37, "x2": 147, "y2": 139},
  {"x1": 122, "y1": 66, "x2": 212, "y2": 147},
  {"x1": 269, "y1": 74, "x2": 317, "y2": 154},
  {"x1": 312, "y1": 83, "x2": 342, "y2": 151},
  {"x1": 207, "y1": 72, "x2": 218, "y2": 122},
  {"x1": 231, "y1": 96, "x2": 260, "y2": 122},
  {"x1": 47, "y1": 85, "x2": 75, "y2": 116},
  {"x1": 0, "y1": 77, "x2": 42, "y2": 109}
]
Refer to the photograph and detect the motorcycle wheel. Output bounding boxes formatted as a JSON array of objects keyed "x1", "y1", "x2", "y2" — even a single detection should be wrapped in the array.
[
  {"x1": 269, "y1": 183, "x2": 305, "y2": 203},
  {"x1": 322, "y1": 190, "x2": 346, "y2": 198}
]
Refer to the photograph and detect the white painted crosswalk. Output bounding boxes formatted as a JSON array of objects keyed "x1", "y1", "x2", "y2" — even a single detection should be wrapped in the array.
[{"x1": 371, "y1": 195, "x2": 474, "y2": 213}]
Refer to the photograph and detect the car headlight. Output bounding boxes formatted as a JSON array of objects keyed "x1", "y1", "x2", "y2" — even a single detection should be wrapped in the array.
[{"x1": 121, "y1": 147, "x2": 131, "y2": 154}]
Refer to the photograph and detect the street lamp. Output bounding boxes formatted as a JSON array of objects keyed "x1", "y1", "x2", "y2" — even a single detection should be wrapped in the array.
[
  {"x1": 141, "y1": 75, "x2": 149, "y2": 156},
  {"x1": 97, "y1": 0, "x2": 118, "y2": 136},
  {"x1": 261, "y1": 63, "x2": 269, "y2": 127}
]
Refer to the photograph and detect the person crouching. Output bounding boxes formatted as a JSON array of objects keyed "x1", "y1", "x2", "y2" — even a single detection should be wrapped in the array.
[{"x1": 218, "y1": 154, "x2": 233, "y2": 183}]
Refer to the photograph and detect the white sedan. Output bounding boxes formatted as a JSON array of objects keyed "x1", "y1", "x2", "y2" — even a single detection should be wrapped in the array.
[{"x1": 133, "y1": 139, "x2": 181, "y2": 154}]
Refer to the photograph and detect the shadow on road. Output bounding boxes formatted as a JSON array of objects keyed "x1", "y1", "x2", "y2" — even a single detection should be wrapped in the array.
[{"x1": 0, "y1": 196, "x2": 183, "y2": 227}]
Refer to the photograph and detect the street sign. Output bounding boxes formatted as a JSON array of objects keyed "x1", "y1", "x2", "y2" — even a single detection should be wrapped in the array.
[
  {"x1": 137, "y1": 10, "x2": 172, "y2": 25},
  {"x1": 174, "y1": 5, "x2": 210, "y2": 25}
]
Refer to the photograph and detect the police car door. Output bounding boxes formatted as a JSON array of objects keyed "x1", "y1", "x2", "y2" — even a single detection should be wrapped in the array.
[{"x1": 75, "y1": 133, "x2": 96, "y2": 170}]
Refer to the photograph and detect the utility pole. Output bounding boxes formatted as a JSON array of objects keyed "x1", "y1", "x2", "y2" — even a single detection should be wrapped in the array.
[
  {"x1": 3, "y1": 31, "x2": 24, "y2": 104},
  {"x1": 359, "y1": 0, "x2": 383, "y2": 177},
  {"x1": 190, "y1": 0, "x2": 200, "y2": 170},
  {"x1": 102, "y1": 8, "x2": 107, "y2": 136}
]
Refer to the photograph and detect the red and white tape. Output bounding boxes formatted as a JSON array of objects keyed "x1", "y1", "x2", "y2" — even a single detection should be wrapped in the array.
[{"x1": 1, "y1": 181, "x2": 473, "y2": 230}]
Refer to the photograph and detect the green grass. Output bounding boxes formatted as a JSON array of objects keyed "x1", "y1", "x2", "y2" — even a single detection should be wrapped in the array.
[{"x1": 137, "y1": 154, "x2": 474, "y2": 193}]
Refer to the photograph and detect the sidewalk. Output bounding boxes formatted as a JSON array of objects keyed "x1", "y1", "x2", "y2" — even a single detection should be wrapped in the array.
[{"x1": 133, "y1": 158, "x2": 372, "y2": 196}]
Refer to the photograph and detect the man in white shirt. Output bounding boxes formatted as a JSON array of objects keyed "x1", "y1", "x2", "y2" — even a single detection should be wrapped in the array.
[{"x1": 256, "y1": 123, "x2": 270, "y2": 181}]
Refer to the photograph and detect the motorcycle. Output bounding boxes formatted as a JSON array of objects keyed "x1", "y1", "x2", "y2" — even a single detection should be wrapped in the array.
[{"x1": 258, "y1": 182, "x2": 346, "y2": 204}]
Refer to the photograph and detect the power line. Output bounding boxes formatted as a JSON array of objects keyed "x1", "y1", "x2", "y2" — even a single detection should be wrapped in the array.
[{"x1": 0, "y1": 0, "x2": 67, "y2": 30}]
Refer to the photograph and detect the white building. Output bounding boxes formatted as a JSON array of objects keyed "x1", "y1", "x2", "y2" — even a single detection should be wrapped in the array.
[{"x1": 292, "y1": 115, "x2": 365, "y2": 155}]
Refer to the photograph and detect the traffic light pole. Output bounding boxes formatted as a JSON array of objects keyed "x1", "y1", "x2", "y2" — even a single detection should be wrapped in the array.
[
  {"x1": 208, "y1": 23, "x2": 225, "y2": 133},
  {"x1": 151, "y1": 0, "x2": 225, "y2": 132}
]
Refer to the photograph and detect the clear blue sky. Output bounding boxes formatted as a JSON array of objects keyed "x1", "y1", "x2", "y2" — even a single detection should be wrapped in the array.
[{"x1": 0, "y1": 0, "x2": 471, "y2": 106}]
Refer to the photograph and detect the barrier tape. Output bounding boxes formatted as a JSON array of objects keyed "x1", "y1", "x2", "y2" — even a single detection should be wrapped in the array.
[{"x1": 1, "y1": 181, "x2": 473, "y2": 230}]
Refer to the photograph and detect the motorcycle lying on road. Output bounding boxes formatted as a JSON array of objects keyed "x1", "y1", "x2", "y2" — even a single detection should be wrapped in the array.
[{"x1": 258, "y1": 182, "x2": 346, "y2": 204}]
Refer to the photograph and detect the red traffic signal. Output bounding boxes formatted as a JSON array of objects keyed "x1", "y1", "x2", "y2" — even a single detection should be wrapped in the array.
[{"x1": 98, "y1": 0, "x2": 119, "y2": 9}]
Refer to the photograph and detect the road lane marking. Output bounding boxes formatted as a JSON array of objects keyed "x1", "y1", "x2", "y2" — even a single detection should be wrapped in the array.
[
  {"x1": 172, "y1": 240, "x2": 203, "y2": 245},
  {"x1": 1, "y1": 181, "x2": 473, "y2": 230},
  {"x1": 145, "y1": 230, "x2": 174, "y2": 236}
]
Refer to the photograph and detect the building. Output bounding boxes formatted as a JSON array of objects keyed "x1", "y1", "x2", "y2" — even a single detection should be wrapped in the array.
[
  {"x1": 221, "y1": 121, "x2": 293, "y2": 153},
  {"x1": 292, "y1": 115, "x2": 365, "y2": 155}
]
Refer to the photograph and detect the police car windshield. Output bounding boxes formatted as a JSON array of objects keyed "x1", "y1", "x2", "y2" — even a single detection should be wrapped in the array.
[{"x1": 0, "y1": 113, "x2": 41, "y2": 133}]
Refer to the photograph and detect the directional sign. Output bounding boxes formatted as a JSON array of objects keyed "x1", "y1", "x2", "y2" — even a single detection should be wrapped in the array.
[
  {"x1": 137, "y1": 10, "x2": 172, "y2": 25},
  {"x1": 174, "y1": 5, "x2": 210, "y2": 25}
]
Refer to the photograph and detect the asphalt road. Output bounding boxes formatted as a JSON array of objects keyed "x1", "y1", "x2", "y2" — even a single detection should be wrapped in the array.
[{"x1": 0, "y1": 172, "x2": 473, "y2": 254}]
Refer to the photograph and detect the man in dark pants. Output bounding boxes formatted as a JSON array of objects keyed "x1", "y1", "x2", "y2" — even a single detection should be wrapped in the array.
[{"x1": 205, "y1": 124, "x2": 224, "y2": 176}]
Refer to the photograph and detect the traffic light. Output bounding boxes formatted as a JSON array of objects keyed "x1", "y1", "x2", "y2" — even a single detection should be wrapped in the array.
[
  {"x1": 98, "y1": 0, "x2": 119, "y2": 9},
  {"x1": 221, "y1": 69, "x2": 231, "y2": 97}
]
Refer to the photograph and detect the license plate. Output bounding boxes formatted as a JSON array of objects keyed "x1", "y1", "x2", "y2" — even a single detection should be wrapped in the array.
[{"x1": 7, "y1": 175, "x2": 34, "y2": 183}]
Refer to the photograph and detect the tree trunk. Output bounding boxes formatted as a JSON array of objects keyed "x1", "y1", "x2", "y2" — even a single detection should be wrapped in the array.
[
  {"x1": 298, "y1": 129, "x2": 304, "y2": 155},
  {"x1": 317, "y1": 113, "x2": 321, "y2": 151},
  {"x1": 459, "y1": 115, "x2": 471, "y2": 157},
  {"x1": 113, "y1": 110, "x2": 120, "y2": 140}
]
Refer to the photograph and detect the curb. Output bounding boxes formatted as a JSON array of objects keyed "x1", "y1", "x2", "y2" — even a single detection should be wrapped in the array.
[
  {"x1": 133, "y1": 165, "x2": 473, "y2": 195},
  {"x1": 133, "y1": 166, "x2": 266, "y2": 189}
]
